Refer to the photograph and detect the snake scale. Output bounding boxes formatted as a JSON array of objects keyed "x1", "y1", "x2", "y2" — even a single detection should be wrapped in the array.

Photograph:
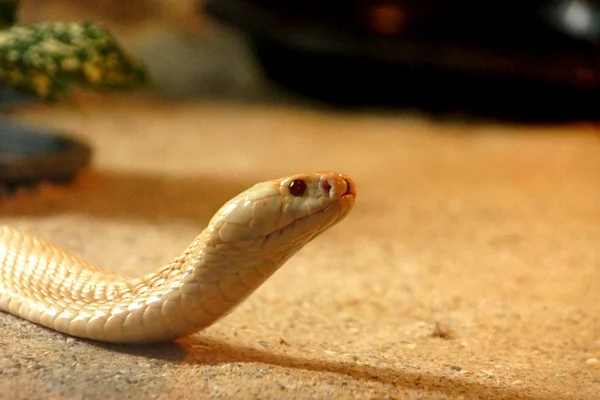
[{"x1": 0, "y1": 172, "x2": 356, "y2": 344}]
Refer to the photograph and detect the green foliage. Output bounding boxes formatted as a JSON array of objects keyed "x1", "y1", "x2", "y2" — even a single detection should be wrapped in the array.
[{"x1": 0, "y1": 21, "x2": 148, "y2": 100}]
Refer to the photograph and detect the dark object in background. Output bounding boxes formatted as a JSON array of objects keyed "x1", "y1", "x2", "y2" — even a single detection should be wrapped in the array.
[
  {"x1": 204, "y1": 0, "x2": 599, "y2": 121},
  {"x1": 0, "y1": 117, "x2": 92, "y2": 194}
]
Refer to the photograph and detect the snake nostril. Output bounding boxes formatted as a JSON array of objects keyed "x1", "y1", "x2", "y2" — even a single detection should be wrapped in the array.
[{"x1": 321, "y1": 180, "x2": 332, "y2": 197}]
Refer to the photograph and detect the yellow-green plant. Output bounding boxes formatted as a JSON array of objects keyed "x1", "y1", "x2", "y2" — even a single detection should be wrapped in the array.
[{"x1": 0, "y1": 0, "x2": 147, "y2": 100}]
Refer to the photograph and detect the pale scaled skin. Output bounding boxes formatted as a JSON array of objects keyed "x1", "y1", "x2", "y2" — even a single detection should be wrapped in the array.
[{"x1": 0, "y1": 172, "x2": 356, "y2": 344}]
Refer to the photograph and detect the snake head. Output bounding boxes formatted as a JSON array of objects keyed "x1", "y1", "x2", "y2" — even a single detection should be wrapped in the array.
[{"x1": 210, "y1": 172, "x2": 356, "y2": 249}]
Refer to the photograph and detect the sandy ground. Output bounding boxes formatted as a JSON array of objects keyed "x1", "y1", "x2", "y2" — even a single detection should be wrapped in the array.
[{"x1": 1, "y1": 95, "x2": 599, "y2": 399}]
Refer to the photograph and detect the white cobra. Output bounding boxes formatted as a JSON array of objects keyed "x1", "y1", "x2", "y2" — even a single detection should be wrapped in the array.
[{"x1": 0, "y1": 172, "x2": 356, "y2": 344}]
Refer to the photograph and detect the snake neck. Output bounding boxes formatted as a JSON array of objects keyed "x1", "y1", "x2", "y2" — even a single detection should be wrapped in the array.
[{"x1": 109, "y1": 227, "x2": 298, "y2": 342}]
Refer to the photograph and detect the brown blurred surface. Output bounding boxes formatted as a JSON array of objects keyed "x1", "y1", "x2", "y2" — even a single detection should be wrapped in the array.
[
  {"x1": 1, "y1": 94, "x2": 599, "y2": 399},
  {"x1": 17, "y1": 0, "x2": 199, "y2": 28}
]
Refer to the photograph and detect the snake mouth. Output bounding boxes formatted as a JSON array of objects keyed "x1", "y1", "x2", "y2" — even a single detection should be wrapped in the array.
[{"x1": 263, "y1": 191, "x2": 355, "y2": 245}]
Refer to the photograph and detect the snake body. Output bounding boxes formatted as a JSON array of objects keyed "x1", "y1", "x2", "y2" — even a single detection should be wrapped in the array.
[{"x1": 0, "y1": 172, "x2": 356, "y2": 343}]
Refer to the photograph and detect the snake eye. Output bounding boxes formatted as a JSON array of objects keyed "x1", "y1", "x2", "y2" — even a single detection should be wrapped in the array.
[{"x1": 289, "y1": 179, "x2": 307, "y2": 196}]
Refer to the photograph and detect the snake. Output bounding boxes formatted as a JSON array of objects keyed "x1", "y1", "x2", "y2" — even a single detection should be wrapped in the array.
[{"x1": 0, "y1": 172, "x2": 356, "y2": 344}]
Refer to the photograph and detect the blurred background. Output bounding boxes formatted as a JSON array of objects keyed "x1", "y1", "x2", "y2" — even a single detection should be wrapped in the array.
[{"x1": 15, "y1": 0, "x2": 600, "y2": 121}]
